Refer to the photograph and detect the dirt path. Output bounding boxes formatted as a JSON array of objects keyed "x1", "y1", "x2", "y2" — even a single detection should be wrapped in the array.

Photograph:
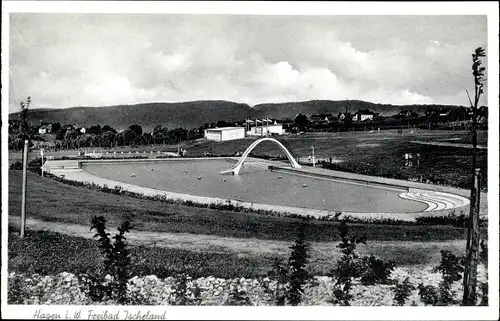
[{"x1": 9, "y1": 216, "x2": 466, "y2": 266}]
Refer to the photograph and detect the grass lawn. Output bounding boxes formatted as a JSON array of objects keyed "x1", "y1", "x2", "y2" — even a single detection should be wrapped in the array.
[
  {"x1": 8, "y1": 228, "x2": 469, "y2": 279},
  {"x1": 184, "y1": 130, "x2": 488, "y2": 190},
  {"x1": 8, "y1": 170, "x2": 471, "y2": 242},
  {"x1": 8, "y1": 229, "x2": 278, "y2": 279}
]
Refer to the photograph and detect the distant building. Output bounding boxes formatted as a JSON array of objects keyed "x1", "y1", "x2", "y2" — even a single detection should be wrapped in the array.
[
  {"x1": 62, "y1": 124, "x2": 75, "y2": 131},
  {"x1": 352, "y1": 109, "x2": 377, "y2": 122},
  {"x1": 337, "y1": 112, "x2": 352, "y2": 122},
  {"x1": 80, "y1": 127, "x2": 86, "y2": 134},
  {"x1": 38, "y1": 123, "x2": 53, "y2": 134},
  {"x1": 397, "y1": 109, "x2": 419, "y2": 118},
  {"x1": 204, "y1": 127, "x2": 246, "y2": 142},
  {"x1": 438, "y1": 108, "x2": 452, "y2": 117},
  {"x1": 247, "y1": 124, "x2": 284, "y2": 136},
  {"x1": 310, "y1": 113, "x2": 334, "y2": 123}
]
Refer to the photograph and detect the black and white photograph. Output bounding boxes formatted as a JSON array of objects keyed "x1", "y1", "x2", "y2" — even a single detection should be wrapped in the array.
[{"x1": 1, "y1": 1, "x2": 499, "y2": 320}]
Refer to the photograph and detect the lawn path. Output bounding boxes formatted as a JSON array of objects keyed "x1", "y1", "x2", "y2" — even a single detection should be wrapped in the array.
[{"x1": 8, "y1": 216, "x2": 466, "y2": 267}]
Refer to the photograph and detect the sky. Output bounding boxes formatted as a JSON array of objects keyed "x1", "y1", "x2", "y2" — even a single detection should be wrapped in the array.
[{"x1": 8, "y1": 13, "x2": 488, "y2": 112}]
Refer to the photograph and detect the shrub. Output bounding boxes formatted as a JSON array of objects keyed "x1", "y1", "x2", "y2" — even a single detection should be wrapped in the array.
[
  {"x1": 82, "y1": 216, "x2": 132, "y2": 304},
  {"x1": 392, "y1": 277, "x2": 415, "y2": 306},
  {"x1": 418, "y1": 283, "x2": 440, "y2": 305},
  {"x1": 10, "y1": 161, "x2": 23, "y2": 170},
  {"x1": 435, "y1": 250, "x2": 464, "y2": 305},
  {"x1": 417, "y1": 250, "x2": 464, "y2": 306},
  {"x1": 357, "y1": 255, "x2": 395, "y2": 286},
  {"x1": 415, "y1": 211, "x2": 468, "y2": 228},
  {"x1": 478, "y1": 240, "x2": 488, "y2": 306},
  {"x1": 286, "y1": 223, "x2": 310, "y2": 306},
  {"x1": 266, "y1": 259, "x2": 288, "y2": 306},
  {"x1": 328, "y1": 220, "x2": 366, "y2": 306}
]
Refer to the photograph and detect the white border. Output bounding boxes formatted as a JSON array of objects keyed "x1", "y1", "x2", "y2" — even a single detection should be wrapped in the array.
[{"x1": 1, "y1": 2, "x2": 499, "y2": 320}]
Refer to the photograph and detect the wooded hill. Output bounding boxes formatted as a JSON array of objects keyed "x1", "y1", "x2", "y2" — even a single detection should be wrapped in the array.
[{"x1": 9, "y1": 99, "x2": 468, "y2": 130}]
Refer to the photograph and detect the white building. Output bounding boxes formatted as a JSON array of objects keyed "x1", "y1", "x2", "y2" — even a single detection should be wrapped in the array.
[
  {"x1": 247, "y1": 124, "x2": 284, "y2": 136},
  {"x1": 204, "y1": 127, "x2": 246, "y2": 142}
]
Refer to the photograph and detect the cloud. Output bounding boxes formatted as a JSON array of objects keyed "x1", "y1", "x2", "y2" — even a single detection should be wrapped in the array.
[{"x1": 8, "y1": 14, "x2": 487, "y2": 112}]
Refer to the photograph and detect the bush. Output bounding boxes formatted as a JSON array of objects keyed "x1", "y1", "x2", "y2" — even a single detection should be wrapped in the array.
[
  {"x1": 392, "y1": 277, "x2": 415, "y2": 306},
  {"x1": 418, "y1": 283, "x2": 440, "y2": 305},
  {"x1": 10, "y1": 161, "x2": 23, "y2": 170},
  {"x1": 417, "y1": 250, "x2": 464, "y2": 306},
  {"x1": 286, "y1": 223, "x2": 310, "y2": 306},
  {"x1": 328, "y1": 221, "x2": 366, "y2": 306},
  {"x1": 265, "y1": 259, "x2": 288, "y2": 306},
  {"x1": 81, "y1": 216, "x2": 132, "y2": 304},
  {"x1": 478, "y1": 240, "x2": 488, "y2": 306},
  {"x1": 357, "y1": 255, "x2": 395, "y2": 286},
  {"x1": 415, "y1": 211, "x2": 468, "y2": 228}
]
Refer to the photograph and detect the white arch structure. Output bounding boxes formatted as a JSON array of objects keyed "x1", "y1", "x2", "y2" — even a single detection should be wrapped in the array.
[{"x1": 221, "y1": 137, "x2": 301, "y2": 175}]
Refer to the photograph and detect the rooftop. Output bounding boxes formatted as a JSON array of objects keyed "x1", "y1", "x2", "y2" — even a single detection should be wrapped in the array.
[{"x1": 205, "y1": 126, "x2": 245, "y2": 131}]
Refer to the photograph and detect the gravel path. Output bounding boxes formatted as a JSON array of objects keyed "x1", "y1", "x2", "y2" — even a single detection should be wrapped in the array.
[{"x1": 9, "y1": 216, "x2": 466, "y2": 265}]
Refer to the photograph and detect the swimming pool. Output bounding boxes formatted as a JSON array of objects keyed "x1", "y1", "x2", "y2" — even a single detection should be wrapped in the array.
[{"x1": 82, "y1": 158, "x2": 427, "y2": 213}]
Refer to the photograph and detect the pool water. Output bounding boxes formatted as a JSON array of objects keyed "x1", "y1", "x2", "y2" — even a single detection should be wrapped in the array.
[{"x1": 82, "y1": 159, "x2": 427, "y2": 213}]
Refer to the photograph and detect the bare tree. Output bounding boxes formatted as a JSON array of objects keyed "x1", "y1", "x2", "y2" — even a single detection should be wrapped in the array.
[
  {"x1": 462, "y1": 47, "x2": 486, "y2": 306},
  {"x1": 20, "y1": 96, "x2": 32, "y2": 141}
]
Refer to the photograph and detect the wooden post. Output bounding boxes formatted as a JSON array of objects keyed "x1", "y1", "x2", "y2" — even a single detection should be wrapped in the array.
[
  {"x1": 20, "y1": 139, "x2": 29, "y2": 238},
  {"x1": 40, "y1": 148, "x2": 44, "y2": 177},
  {"x1": 463, "y1": 168, "x2": 481, "y2": 305}
]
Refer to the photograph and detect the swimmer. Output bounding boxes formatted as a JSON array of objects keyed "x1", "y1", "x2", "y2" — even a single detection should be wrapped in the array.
[
  {"x1": 184, "y1": 170, "x2": 189, "y2": 173},
  {"x1": 197, "y1": 176, "x2": 202, "y2": 180},
  {"x1": 302, "y1": 184, "x2": 308, "y2": 187},
  {"x1": 131, "y1": 173, "x2": 136, "y2": 177},
  {"x1": 277, "y1": 176, "x2": 283, "y2": 179}
]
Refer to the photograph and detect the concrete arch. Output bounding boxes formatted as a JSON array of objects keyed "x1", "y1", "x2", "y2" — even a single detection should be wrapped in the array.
[{"x1": 221, "y1": 137, "x2": 301, "y2": 175}]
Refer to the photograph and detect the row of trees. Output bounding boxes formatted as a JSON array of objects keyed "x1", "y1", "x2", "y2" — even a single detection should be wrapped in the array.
[
  {"x1": 8, "y1": 121, "x2": 207, "y2": 150},
  {"x1": 53, "y1": 125, "x2": 205, "y2": 150}
]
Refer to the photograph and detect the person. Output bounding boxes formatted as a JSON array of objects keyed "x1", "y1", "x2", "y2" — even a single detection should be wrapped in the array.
[
  {"x1": 404, "y1": 153, "x2": 409, "y2": 167},
  {"x1": 408, "y1": 153, "x2": 413, "y2": 167},
  {"x1": 416, "y1": 153, "x2": 421, "y2": 165}
]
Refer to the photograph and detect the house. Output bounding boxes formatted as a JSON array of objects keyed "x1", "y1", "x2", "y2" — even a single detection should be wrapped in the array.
[
  {"x1": 352, "y1": 109, "x2": 377, "y2": 122},
  {"x1": 397, "y1": 109, "x2": 419, "y2": 118},
  {"x1": 38, "y1": 123, "x2": 53, "y2": 134},
  {"x1": 204, "y1": 127, "x2": 246, "y2": 142},
  {"x1": 79, "y1": 127, "x2": 86, "y2": 134},
  {"x1": 438, "y1": 108, "x2": 452, "y2": 117},
  {"x1": 310, "y1": 113, "x2": 334, "y2": 123},
  {"x1": 337, "y1": 112, "x2": 352, "y2": 122}
]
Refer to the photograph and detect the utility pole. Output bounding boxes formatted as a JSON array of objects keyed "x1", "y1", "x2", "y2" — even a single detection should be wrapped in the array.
[
  {"x1": 462, "y1": 47, "x2": 486, "y2": 306},
  {"x1": 311, "y1": 146, "x2": 315, "y2": 167},
  {"x1": 20, "y1": 140, "x2": 29, "y2": 238}
]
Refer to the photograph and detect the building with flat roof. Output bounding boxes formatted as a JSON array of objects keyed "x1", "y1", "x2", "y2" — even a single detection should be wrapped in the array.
[
  {"x1": 247, "y1": 124, "x2": 284, "y2": 136},
  {"x1": 204, "y1": 127, "x2": 246, "y2": 142}
]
